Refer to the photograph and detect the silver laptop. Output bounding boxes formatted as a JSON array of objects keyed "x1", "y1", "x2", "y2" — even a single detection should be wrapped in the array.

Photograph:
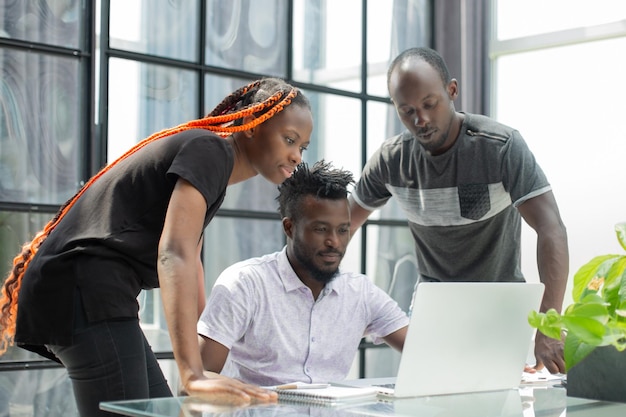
[{"x1": 338, "y1": 282, "x2": 544, "y2": 398}]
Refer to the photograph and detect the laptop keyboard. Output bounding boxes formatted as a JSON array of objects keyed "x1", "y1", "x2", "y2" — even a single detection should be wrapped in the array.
[{"x1": 374, "y1": 383, "x2": 396, "y2": 389}]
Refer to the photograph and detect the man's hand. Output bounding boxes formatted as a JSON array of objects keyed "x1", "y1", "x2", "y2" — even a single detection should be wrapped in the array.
[
  {"x1": 184, "y1": 374, "x2": 278, "y2": 406},
  {"x1": 533, "y1": 331, "x2": 565, "y2": 374}
]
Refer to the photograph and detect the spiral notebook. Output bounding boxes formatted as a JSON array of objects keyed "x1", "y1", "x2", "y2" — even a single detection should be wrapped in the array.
[{"x1": 273, "y1": 386, "x2": 379, "y2": 406}]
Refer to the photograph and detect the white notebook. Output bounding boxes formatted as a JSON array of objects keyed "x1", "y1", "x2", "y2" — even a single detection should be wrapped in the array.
[{"x1": 273, "y1": 385, "x2": 378, "y2": 406}]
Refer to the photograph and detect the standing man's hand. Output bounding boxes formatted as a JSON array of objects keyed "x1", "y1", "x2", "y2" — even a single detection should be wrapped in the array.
[
  {"x1": 533, "y1": 331, "x2": 565, "y2": 374},
  {"x1": 518, "y1": 191, "x2": 568, "y2": 375}
]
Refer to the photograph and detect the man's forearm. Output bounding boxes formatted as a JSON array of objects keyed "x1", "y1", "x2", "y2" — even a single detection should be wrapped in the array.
[{"x1": 536, "y1": 227, "x2": 569, "y2": 313}]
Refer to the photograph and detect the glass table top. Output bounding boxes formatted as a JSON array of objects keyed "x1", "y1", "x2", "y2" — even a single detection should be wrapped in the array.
[{"x1": 100, "y1": 386, "x2": 626, "y2": 417}]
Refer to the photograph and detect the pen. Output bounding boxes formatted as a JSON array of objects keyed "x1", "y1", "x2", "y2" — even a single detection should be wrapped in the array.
[{"x1": 263, "y1": 383, "x2": 330, "y2": 390}]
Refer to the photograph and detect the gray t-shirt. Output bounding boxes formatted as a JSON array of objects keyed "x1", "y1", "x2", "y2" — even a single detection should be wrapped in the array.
[{"x1": 353, "y1": 113, "x2": 550, "y2": 282}]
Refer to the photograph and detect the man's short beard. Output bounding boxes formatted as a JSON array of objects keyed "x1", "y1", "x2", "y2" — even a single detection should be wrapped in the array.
[
  {"x1": 293, "y1": 246, "x2": 340, "y2": 284},
  {"x1": 310, "y1": 267, "x2": 339, "y2": 284}
]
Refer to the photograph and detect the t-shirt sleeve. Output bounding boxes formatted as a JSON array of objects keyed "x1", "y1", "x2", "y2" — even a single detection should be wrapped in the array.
[
  {"x1": 197, "y1": 269, "x2": 253, "y2": 348},
  {"x1": 167, "y1": 134, "x2": 233, "y2": 208},
  {"x1": 353, "y1": 146, "x2": 394, "y2": 210},
  {"x1": 501, "y1": 131, "x2": 551, "y2": 207},
  {"x1": 362, "y1": 279, "x2": 410, "y2": 345}
]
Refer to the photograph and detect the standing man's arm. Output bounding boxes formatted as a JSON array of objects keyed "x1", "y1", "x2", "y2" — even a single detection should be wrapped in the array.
[
  {"x1": 517, "y1": 190, "x2": 569, "y2": 374},
  {"x1": 348, "y1": 196, "x2": 374, "y2": 237}
]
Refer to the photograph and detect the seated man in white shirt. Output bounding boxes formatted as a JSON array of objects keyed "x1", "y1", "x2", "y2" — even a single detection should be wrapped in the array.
[{"x1": 197, "y1": 160, "x2": 409, "y2": 386}]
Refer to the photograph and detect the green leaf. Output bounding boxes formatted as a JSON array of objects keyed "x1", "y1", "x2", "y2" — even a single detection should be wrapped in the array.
[
  {"x1": 604, "y1": 256, "x2": 626, "y2": 293},
  {"x1": 572, "y1": 255, "x2": 619, "y2": 301},
  {"x1": 562, "y1": 316, "x2": 606, "y2": 345},
  {"x1": 528, "y1": 310, "x2": 563, "y2": 340},
  {"x1": 617, "y1": 263, "x2": 626, "y2": 300},
  {"x1": 566, "y1": 302, "x2": 609, "y2": 324},
  {"x1": 602, "y1": 326, "x2": 626, "y2": 346},
  {"x1": 616, "y1": 223, "x2": 626, "y2": 252},
  {"x1": 577, "y1": 293, "x2": 606, "y2": 305},
  {"x1": 602, "y1": 259, "x2": 626, "y2": 314},
  {"x1": 559, "y1": 223, "x2": 626, "y2": 371},
  {"x1": 564, "y1": 333, "x2": 596, "y2": 371},
  {"x1": 620, "y1": 278, "x2": 626, "y2": 299},
  {"x1": 527, "y1": 310, "x2": 542, "y2": 327}
]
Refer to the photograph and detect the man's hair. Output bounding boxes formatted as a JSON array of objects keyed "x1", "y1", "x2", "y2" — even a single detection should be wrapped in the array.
[
  {"x1": 276, "y1": 160, "x2": 354, "y2": 219},
  {"x1": 387, "y1": 47, "x2": 451, "y2": 89}
]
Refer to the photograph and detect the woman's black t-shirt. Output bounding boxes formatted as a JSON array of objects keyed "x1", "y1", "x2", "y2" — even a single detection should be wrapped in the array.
[{"x1": 15, "y1": 130, "x2": 234, "y2": 350}]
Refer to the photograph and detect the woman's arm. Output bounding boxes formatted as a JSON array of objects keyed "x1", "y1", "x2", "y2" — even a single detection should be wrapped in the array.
[{"x1": 158, "y1": 178, "x2": 275, "y2": 404}]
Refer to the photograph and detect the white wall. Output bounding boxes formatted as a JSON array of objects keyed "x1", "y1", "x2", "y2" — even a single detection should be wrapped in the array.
[{"x1": 492, "y1": 11, "x2": 626, "y2": 308}]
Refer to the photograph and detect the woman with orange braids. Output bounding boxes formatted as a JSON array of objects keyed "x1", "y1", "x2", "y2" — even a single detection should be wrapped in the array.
[{"x1": 0, "y1": 77, "x2": 312, "y2": 415}]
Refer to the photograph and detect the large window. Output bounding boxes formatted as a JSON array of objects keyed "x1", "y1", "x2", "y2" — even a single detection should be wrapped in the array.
[
  {"x1": 490, "y1": 0, "x2": 626, "y2": 306},
  {"x1": 0, "y1": 0, "x2": 430, "y2": 413},
  {"x1": 0, "y1": 2, "x2": 91, "y2": 416}
]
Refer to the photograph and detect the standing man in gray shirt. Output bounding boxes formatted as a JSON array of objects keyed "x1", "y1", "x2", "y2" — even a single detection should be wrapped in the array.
[{"x1": 349, "y1": 47, "x2": 569, "y2": 374}]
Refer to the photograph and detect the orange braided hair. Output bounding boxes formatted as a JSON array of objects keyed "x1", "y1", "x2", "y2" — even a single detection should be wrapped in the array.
[{"x1": 0, "y1": 78, "x2": 305, "y2": 355}]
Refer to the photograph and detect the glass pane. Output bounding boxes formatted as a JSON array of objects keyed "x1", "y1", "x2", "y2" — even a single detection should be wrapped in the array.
[
  {"x1": 109, "y1": 0, "x2": 199, "y2": 62},
  {"x1": 220, "y1": 175, "x2": 280, "y2": 213},
  {"x1": 366, "y1": 0, "x2": 431, "y2": 97},
  {"x1": 205, "y1": 0, "x2": 287, "y2": 76},
  {"x1": 366, "y1": 0, "x2": 394, "y2": 97},
  {"x1": 366, "y1": 101, "x2": 397, "y2": 163},
  {"x1": 0, "y1": 211, "x2": 53, "y2": 287},
  {"x1": 142, "y1": 327, "x2": 173, "y2": 354},
  {"x1": 365, "y1": 225, "x2": 416, "y2": 313},
  {"x1": 493, "y1": 37, "x2": 626, "y2": 290},
  {"x1": 0, "y1": 0, "x2": 82, "y2": 49},
  {"x1": 107, "y1": 58, "x2": 198, "y2": 162},
  {"x1": 0, "y1": 368, "x2": 78, "y2": 416},
  {"x1": 496, "y1": 0, "x2": 626, "y2": 40},
  {"x1": 0, "y1": 50, "x2": 82, "y2": 204},
  {"x1": 361, "y1": 101, "x2": 410, "y2": 222},
  {"x1": 301, "y1": 89, "x2": 362, "y2": 183},
  {"x1": 343, "y1": 227, "x2": 362, "y2": 276},
  {"x1": 363, "y1": 224, "x2": 414, "y2": 378},
  {"x1": 293, "y1": 0, "x2": 362, "y2": 92},
  {"x1": 203, "y1": 217, "x2": 284, "y2": 291},
  {"x1": 0, "y1": 344, "x2": 51, "y2": 363}
]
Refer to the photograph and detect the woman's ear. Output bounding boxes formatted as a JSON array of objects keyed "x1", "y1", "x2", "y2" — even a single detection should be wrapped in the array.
[{"x1": 242, "y1": 115, "x2": 256, "y2": 139}]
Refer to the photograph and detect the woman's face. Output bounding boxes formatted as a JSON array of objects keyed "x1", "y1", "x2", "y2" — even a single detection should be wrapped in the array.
[{"x1": 247, "y1": 104, "x2": 313, "y2": 185}]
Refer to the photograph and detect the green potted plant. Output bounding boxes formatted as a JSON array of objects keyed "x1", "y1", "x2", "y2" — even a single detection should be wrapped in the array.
[{"x1": 528, "y1": 222, "x2": 626, "y2": 402}]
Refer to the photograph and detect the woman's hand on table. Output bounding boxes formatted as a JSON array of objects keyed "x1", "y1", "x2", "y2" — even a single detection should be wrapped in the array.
[{"x1": 184, "y1": 373, "x2": 278, "y2": 406}]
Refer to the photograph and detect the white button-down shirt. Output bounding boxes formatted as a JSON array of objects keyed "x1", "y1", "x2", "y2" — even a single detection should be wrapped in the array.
[{"x1": 197, "y1": 247, "x2": 409, "y2": 386}]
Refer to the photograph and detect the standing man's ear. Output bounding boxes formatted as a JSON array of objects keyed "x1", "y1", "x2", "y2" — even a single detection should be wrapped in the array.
[
  {"x1": 447, "y1": 79, "x2": 459, "y2": 100},
  {"x1": 282, "y1": 217, "x2": 294, "y2": 239}
]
